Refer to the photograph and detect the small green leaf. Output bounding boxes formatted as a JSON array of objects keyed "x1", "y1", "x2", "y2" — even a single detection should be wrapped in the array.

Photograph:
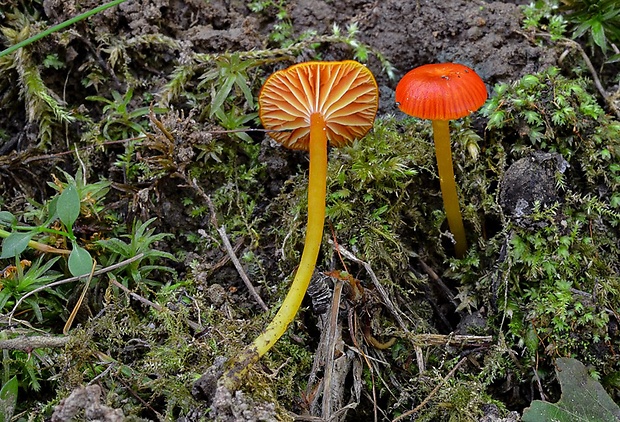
[
  {"x1": 524, "y1": 325, "x2": 539, "y2": 353},
  {"x1": 68, "y1": 245, "x2": 93, "y2": 277},
  {"x1": 606, "y1": 53, "x2": 620, "y2": 64},
  {"x1": 210, "y1": 75, "x2": 236, "y2": 117},
  {"x1": 487, "y1": 112, "x2": 503, "y2": 128},
  {"x1": 590, "y1": 21, "x2": 607, "y2": 51},
  {"x1": 0, "y1": 232, "x2": 35, "y2": 258},
  {"x1": 0, "y1": 375, "x2": 18, "y2": 422},
  {"x1": 57, "y1": 184, "x2": 80, "y2": 228},
  {"x1": 0, "y1": 211, "x2": 16, "y2": 226},
  {"x1": 234, "y1": 74, "x2": 254, "y2": 108},
  {"x1": 521, "y1": 74, "x2": 540, "y2": 88}
]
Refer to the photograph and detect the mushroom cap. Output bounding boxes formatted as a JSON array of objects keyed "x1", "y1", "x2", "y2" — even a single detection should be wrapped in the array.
[
  {"x1": 259, "y1": 60, "x2": 379, "y2": 150},
  {"x1": 395, "y1": 63, "x2": 487, "y2": 121}
]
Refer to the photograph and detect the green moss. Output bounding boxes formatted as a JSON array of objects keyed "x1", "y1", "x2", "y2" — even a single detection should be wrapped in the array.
[
  {"x1": 450, "y1": 66, "x2": 620, "y2": 398},
  {"x1": 484, "y1": 66, "x2": 620, "y2": 199},
  {"x1": 4, "y1": 0, "x2": 620, "y2": 415}
]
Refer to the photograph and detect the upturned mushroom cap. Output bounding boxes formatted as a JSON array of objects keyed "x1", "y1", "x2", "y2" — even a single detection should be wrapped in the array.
[
  {"x1": 395, "y1": 63, "x2": 487, "y2": 121},
  {"x1": 259, "y1": 60, "x2": 379, "y2": 150}
]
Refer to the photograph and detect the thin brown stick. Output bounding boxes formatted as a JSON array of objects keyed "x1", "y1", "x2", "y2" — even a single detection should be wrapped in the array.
[
  {"x1": 348, "y1": 308, "x2": 379, "y2": 422},
  {"x1": 0, "y1": 335, "x2": 70, "y2": 350},
  {"x1": 393, "y1": 356, "x2": 468, "y2": 422},
  {"x1": 409, "y1": 333, "x2": 492, "y2": 347},
  {"x1": 415, "y1": 346, "x2": 425, "y2": 374},
  {"x1": 215, "y1": 224, "x2": 268, "y2": 311},
  {"x1": 532, "y1": 361, "x2": 547, "y2": 402},
  {"x1": 152, "y1": 105, "x2": 266, "y2": 311},
  {"x1": 417, "y1": 258, "x2": 457, "y2": 306},
  {"x1": 321, "y1": 279, "x2": 344, "y2": 419},
  {"x1": 117, "y1": 377, "x2": 165, "y2": 420},
  {"x1": 519, "y1": 30, "x2": 620, "y2": 119},
  {"x1": 19, "y1": 137, "x2": 147, "y2": 165},
  {"x1": 333, "y1": 243, "x2": 410, "y2": 333},
  {"x1": 561, "y1": 39, "x2": 618, "y2": 117},
  {"x1": 188, "y1": 177, "x2": 268, "y2": 311},
  {"x1": 109, "y1": 276, "x2": 163, "y2": 311},
  {"x1": 108, "y1": 275, "x2": 203, "y2": 331}
]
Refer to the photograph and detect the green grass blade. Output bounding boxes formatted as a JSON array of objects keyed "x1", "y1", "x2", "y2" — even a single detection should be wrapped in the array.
[{"x1": 0, "y1": 0, "x2": 127, "y2": 58}]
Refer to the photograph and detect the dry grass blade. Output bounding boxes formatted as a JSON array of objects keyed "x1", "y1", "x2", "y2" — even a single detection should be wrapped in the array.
[{"x1": 63, "y1": 259, "x2": 97, "y2": 334}]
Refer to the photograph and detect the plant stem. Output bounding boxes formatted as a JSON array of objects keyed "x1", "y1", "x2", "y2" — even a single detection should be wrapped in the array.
[
  {"x1": 0, "y1": 0, "x2": 127, "y2": 58},
  {"x1": 432, "y1": 120, "x2": 466, "y2": 258},
  {"x1": 220, "y1": 113, "x2": 328, "y2": 389},
  {"x1": 0, "y1": 228, "x2": 71, "y2": 255}
]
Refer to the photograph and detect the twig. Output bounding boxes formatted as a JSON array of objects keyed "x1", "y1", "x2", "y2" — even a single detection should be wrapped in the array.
[
  {"x1": 408, "y1": 333, "x2": 492, "y2": 347},
  {"x1": 8, "y1": 253, "x2": 144, "y2": 324},
  {"x1": 108, "y1": 275, "x2": 203, "y2": 331},
  {"x1": 417, "y1": 258, "x2": 457, "y2": 306},
  {"x1": 519, "y1": 30, "x2": 620, "y2": 119},
  {"x1": 392, "y1": 356, "x2": 468, "y2": 422},
  {"x1": 215, "y1": 225, "x2": 268, "y2": 311},
  {"x1": 188, "y1": 177, "x2": 268, "y2": 312},
  {"x1": 331, "y1": 242, "x2": 489, "y2": 383},
  {"x1": 415, "y1": 346, "x2": 425, "y2": 374},
  {"x1": 22, "y1": 137, "x2": 147, "y2": 164},
  {"x1": 332, "y1": 242, "x2": 410, "y2": 334},
  {"x1": 150, "y1": 103, "x2": 269, "y2": 312},
  {"x1": 109, "y1": 276, "x2": 163, "y2": 311},
  {"x1": 63, "y1": 259, "x2": 97, "y2": 334},
  {"x1": 532, "y1": 363, "x2": 547, "y2": 402},
  {"x1": 117, "y1": 377, "x2": 165, "y2": 420},
  {"x1": 0, "y1": 335, "x2": 70, "y2": 350},
  {"x1": 148, "y1": 112, "x2": 265, "y2": 312},
  {"x1": 561, "y1": 39, "x2": 618, "y2": 118},
  {"x1": 348, "y1": 307, "x2": 379, "y2": 422},
  {"x1": 322, "y1": 279, "x2": 344, "y2": 420}
]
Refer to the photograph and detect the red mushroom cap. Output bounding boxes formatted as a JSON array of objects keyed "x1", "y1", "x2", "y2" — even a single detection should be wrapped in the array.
[
  {"x1": 395, "y1": 63, "x2": 487, "y2": 121},
  {"x1": 259, "y1": 60, "x2": 379, "y2": 150}
]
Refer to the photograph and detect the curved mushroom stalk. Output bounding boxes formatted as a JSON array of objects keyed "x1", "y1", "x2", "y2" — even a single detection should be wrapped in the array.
[
  {"x1": 395, "y1": 63, "x2": 487, "y2": 258},
  {"x1": 219, "y1": 61, "x2": 378, "y2": 390},
  {"x1": 243, "y1": 113, "x2": 328, "y2": 360}
]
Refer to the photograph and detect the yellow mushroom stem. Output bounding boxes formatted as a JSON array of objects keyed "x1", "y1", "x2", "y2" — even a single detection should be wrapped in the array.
[
  {"x1": 431, "y1": 120, "x2": 467, "y2": 258},
  {"x1": 220, "y1": 113, "x2": 328, "y2": 389}
]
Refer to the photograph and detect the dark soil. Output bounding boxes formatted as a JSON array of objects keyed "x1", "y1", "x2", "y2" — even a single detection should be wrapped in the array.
[{"x1": 37, "y1": 0, "x2": 557, "y2": 114}]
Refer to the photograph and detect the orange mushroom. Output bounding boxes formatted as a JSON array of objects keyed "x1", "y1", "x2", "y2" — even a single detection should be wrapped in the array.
[
  {"x1": 395, "y1": 63, "x2": 487, "y2": 257},
  {"x1": 220, "y1": 60, "x2": 378, "y2": 388}
]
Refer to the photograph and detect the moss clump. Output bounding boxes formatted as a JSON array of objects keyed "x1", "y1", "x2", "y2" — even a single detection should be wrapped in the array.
[
  {"x1": 449, "y1": 66, "x2": 620, "y2": 406},
  {"x1": 484, "y1": 66, "x2": 620, "y2": 202}
]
